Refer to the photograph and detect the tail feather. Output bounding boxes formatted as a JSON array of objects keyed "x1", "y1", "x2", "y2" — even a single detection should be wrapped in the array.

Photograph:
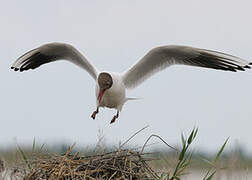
[{"x1": 125, "y1": 97, "x2": 142, "y2": 101}]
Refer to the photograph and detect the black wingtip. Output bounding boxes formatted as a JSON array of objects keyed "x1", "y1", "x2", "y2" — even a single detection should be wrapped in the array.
[
  {"x1": 249, "y1": 62, "x2": 252, "y2": 65},
  {"x1": 237, "y1": 66, "x2": 245, "y2": 71},
  {"x1": 244, "y1": 65, "x2": 251, "y2": 69},
  {"x1": 11, "y1": 66, "x2": 21, "y2": 72}
]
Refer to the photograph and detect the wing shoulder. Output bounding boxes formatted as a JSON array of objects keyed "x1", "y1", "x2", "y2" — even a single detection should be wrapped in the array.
[{"x1": 122, "y1": 45, "x2": 197, "y2": 88}]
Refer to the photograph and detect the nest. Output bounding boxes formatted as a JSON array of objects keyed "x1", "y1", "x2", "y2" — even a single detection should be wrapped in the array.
[{"x1": 24, "y1": 147, "x2": 158, "y2": 180}]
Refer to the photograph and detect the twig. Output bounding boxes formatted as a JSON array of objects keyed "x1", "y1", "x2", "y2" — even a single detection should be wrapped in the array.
[
  {"x1": 141, "y1": 134, "x2": 178, "y2": 154},
  {"x1": 120, "y1": 125, "x2": 149, "y2": 148}
]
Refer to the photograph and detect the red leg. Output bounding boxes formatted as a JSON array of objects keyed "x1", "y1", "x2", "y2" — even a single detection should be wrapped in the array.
[
  {"x1": 110, "y1": 111, "x2": 119, "y2": 124},
  {"x1": 91, "y1": 107, "x2": 99, "y2": 120}
]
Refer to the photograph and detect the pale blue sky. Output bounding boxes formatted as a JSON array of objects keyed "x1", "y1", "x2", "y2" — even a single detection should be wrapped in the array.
[{"x1": 1, "y1": 0, "x2": 252, "y2": 153}]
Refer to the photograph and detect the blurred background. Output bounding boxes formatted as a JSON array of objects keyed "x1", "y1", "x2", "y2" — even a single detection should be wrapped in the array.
[{"x1": 1, "y1": 0, "x2": 252, "y2": 172}]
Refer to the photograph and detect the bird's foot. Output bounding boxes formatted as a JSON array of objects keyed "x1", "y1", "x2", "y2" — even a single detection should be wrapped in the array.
[
  {"x1": 91, "y1": 108, "x2": 99, "y2": 120},
  {"x1": 91, "y1": 112, "x2": 96, "y2": 119},
  {"x1": 110, "y1": 111, "x2": 119, "y2": 124},
  {"x1": 110, "y1": 116, "x2": 116, "y2": 124}
]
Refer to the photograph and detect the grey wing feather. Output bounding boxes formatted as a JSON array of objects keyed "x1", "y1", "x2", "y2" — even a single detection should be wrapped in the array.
[
  {"x1": 11, "y1": 42, "x2": 99, "y2": 80},
  {"x1": 122, "y1": 45, "x2": 251, "y2": 89}
]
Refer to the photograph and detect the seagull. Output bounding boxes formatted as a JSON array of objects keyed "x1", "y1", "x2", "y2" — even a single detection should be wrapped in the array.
[{"x1": 11, "y1": 43, "x2": 251, "y2": 123}]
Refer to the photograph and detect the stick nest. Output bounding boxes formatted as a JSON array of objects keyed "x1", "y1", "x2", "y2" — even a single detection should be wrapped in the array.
[{"x1": 24, "y1": 147, "x2": 158, "y2": 180}]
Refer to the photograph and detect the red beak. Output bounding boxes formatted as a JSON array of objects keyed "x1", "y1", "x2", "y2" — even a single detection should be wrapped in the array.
[{"x1": 98, "y1": 89, "x2": 104, "y2": 103}]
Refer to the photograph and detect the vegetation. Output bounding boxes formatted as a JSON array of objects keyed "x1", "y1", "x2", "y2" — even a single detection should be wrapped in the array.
[{"x1": 0, "y1": 127, "x2": 250, "y2": 179}]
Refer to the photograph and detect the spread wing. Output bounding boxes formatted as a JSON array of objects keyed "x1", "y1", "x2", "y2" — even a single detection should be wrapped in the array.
[
  {"x1": 123, "y1": 45, "x2": 251, "y2": 89},
  {"x1": 11, "y1": 42, "x2": 99, "y2": 80}
]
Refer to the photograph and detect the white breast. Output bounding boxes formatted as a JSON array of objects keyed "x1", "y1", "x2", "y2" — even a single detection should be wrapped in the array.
[{"x1": 95, "y1": 72, "x2": 126, "y2": 111}]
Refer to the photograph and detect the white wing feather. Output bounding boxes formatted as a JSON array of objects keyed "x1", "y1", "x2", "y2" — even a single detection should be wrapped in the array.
[
  {"x1": 11, "y1": 42, "x2": 99, "y2": 80},
  {"x1": 123, "y1": 45, "x2": 251, "y2": 89}
]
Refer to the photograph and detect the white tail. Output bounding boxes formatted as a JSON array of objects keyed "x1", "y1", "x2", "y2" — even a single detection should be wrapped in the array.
[{"x1": 125, "y1": 97, "x2": 142, "y2": 101}]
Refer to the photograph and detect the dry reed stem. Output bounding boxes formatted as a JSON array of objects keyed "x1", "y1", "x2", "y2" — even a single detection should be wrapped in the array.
[{"x1": 24, "y1": 148, "x2": 157, "y2": 180}]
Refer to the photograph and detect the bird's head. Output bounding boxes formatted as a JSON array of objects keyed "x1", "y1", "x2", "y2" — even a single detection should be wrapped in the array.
[{"x1": 97, "y1": 72, "x2": 113, "y2": 102}]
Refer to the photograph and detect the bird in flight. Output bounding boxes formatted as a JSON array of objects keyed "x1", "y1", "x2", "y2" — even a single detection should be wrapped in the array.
[{"x1": 11, "y1": 43, "x2": 251, "y2": 123}]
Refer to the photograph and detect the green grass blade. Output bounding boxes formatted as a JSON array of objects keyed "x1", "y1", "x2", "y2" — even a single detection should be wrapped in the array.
[
  {"x1": 158, "y1": 173, "x2": 168, "y2": 180},
  {"x1": 214, "y1": 137, "x2": 229, "y2": 163},
  {"x1": 206, "y1": 171, "x2": 216, "y2": 180},
  {"x1": 179, "y1": 145, "x2": 186, "y2": 161},
  {"x1": 181, "y1": 133, "x2": 185, "y2": 145},
  {"x1": 201, "y1": 158, "x2": 216, "y2": 167},
  {"x1": 193, "y1": 128, "x2": 198, "y2": 139},
  {"x1": 17, "y1": 144, "x2": 31, "y2": 169},
  {"x1": 203, "y1": 169, "x2": 211, "y2": 180},
  {"x1": 32, "y1": 137, "x2": 36, "y2": 153},
  {"x1": 187, "y1": 128, "x2": 195, "y2": 144},
  {"x1": 40, "y1": 143, "x2": 45, "y2": 151}
]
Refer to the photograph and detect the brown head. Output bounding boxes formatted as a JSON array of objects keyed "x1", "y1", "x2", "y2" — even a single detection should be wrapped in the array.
[{"x1": 97, "y1": 72, "x2": 113, "y2": 102}]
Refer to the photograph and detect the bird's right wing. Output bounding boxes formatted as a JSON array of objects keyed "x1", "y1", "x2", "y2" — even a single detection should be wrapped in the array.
[
  {"x1": 11, "y1": 42, "x2": 99, "y2": 80},
  {"x1": 122, "y1": 45, "x2": 251, "y2": 89}
]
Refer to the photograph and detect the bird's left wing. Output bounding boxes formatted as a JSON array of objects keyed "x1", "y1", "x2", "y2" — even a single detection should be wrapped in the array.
[
  {"x1": 11, "y1": 42, "x2": 99, "y2": 80},
  {"x1": 122, "y1": 45, "x2": 251, "y2": 89}
]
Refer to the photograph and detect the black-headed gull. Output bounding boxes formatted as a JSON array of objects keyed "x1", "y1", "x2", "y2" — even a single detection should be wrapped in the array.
[{"x1": 11, "y1": 43, "x2": 251, "y2": 123}]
